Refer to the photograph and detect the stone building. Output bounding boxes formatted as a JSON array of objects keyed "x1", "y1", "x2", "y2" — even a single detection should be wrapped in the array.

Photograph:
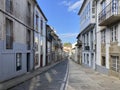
[
  {"x1": 0, "y1": 0, "x2": 36, "y2": 82},
  {"x1": 57, "y1": 38, "x2": 63, "y2": 61},
  {"x1": 0, "y1": 0, "x2": 48, "y2": 82},
  {"x1": 77, "y1": 0, "x2": 120, "y2": 78},
  {"x1": 96, "y1": 0, "x2": 120, "y2": 77},
  {"x1": 46, "y1": 25, "x2": 52, "y2": 65},
  {"x1": 50, "y1": 28, "x2": 63, "y2": 63}
]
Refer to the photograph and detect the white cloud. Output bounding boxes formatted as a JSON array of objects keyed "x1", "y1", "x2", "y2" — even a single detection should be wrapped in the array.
[
  {"x1": 60, "y1": 0, "x2": 84, "y2": 13},
  {"x1": 60, "y1": 1, "x2": 72, "y2": 6},
  {"x1": 59, "y1": 33, "x2": 78, "y2": 38},
  {"x1": 68, "y1": 0, "x2": 83, "y2": 12}
]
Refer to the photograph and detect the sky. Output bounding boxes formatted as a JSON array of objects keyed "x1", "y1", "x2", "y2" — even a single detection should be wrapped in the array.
[{"x1": 37, "y1": 0, "x2": 84, "y2": 44}]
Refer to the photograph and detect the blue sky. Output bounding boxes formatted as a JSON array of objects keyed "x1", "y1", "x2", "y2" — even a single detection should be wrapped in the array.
[{"x1": 37, "y1": 0, "x2": 84, "y2": 44}]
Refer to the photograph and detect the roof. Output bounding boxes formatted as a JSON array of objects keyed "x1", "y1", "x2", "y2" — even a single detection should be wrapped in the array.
[
  {"x1": 46, "y1": 25, "x2": 52, "y2": 33},
  {"x1": 78, "y1": 0, "x2": 86, "y2": 15},
  {"x1": 35, "y1": 0, "x2": 48, "y2": 21},
  {"x1": 77, "y1": 32, "x2": 81, "y2": 39}
]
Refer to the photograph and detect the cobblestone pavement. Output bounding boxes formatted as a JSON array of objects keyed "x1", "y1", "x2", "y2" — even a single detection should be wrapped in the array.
[
  {"x1": 8, "y1": 60, "x2": 68, "y2": 90},
  {"x1": 67, "y1": 60, "x2": 120, "y2": 90}
]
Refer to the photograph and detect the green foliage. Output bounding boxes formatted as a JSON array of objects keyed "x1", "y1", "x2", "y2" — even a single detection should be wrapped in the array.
[{"x1": 63, "y1": 42, "x2": 72, "y2": 48}]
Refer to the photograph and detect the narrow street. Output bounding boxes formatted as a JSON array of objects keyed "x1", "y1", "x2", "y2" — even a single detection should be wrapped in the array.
[
  {"x1": 6, "y1": 59, "x2": 120, "y2": 90},
  {"x1": 1, "y1": 0, "x2": 120, "y2": 90},
  {"x1": 67, "y1": 60, "x2": 120, "y2": 90},
  {"x1": 8, "y1": 60, "x2": 68, "y2": 90}
]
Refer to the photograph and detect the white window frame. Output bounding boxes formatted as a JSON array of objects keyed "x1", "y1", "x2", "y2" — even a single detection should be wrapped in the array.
[
  {"x1": 111, "y1": 56, "x2": 119, "y2": 72},
  {"x1": 110, "y1": 25, "x2": 118, "y2": 42}
]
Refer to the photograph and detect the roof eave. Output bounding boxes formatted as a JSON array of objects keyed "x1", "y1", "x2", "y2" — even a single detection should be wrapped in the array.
[
  {"x1": 78, "y1": 0, "x2": 87, "y2": 15},
  {"x1": 35, "y1": 0, "x2": 48, "y2": 21}
]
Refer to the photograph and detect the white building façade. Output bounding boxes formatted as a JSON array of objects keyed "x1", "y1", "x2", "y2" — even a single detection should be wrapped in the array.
[{"x1": 78, "y1": 0, "x2": 96, "y2": 69}]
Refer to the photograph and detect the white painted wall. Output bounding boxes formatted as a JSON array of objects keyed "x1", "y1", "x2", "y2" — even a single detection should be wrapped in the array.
[{"x1": 34, "y1": 5, "x2": 47, "y2": 68}]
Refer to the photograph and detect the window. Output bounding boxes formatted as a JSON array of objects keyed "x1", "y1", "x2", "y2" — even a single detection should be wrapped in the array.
[
  {"x1": 26, "y1": 30, "x2": 31, "y2": 50},
  {"x1": 110, "y1": 25, "x2": 118, "y2": 42},
  {"x1": 101, "y1": 0, "x2": 106, "y2": 16},
  {"x1": 84, "y1": 54, "x2": 85, "y2": 63},
  {"x1": 35, "y1": 33, "x2": 39, "y2": 51},
  {"x1": 111, "y1": 27, "x2": 114, "y2": 41},
  {"x1": 91, "y1": 31, "x2": 93, "y2": 50},
  {"x1": 41, "y1": 19, "x2": 43, "y2": 35},
  {"x1": 27, "y1": 2, "x2": 31, "y2": 25},
  {"x1": 35, "y1": 54, "x2": 39, "y2": 65},
  {"x1": 36, "y1": 14, "x2": 39, "y2": 30},
  {"x1": 88, "y1": 2, "x2": 90, "y2": 18},
  {"x1": 111, "y1": 56, "x2": 119, "y2": 72},
  {"x1": 101, "y1": 30, "x2": 106, "y2": 43},
  {"x1": 87, "y1": 54, "x2": 89, "y2": 64},
  {"x1": 114, "y1": 25, "x2": 118, "y2": 41},
  {"x1": 16, "y1": 53, "x2": 22, "y2": 71},
  {"x1": 92, "y1": 1, "x2": 96, "y2": 18},
  {"x1": 47, "y1": 42, "x2": 51, "y2": 53},
  {"x1": 101, "y1": 0, "x2": 106, "y2": 9},
  {"x1": 92, "y1": 1, "x2": 95, "y2": 14},
  {"x1": 112, "y1": 0, "x2": 118, "y2": 14},
  {"x1": 6, "y1": 18, "x2": 13, "y2": 49},
  {"x1": 28, "y1": 2, "x2": 31, "y2": 15},
  {"x1": 101, "y1": 56, "x2": 106, "y2": 66},
  {"x1": 80, "y1": 2, "x2": 90, "y2": 26},
  {"x1": 87, "y1": 33, "x2": 89, "y2": 46},
  {"x1": 41, "y1": 38, "x2": 43, "y2": 54},
  {"x1": 84, "y1": 35, "x2": 86, "y2": 46},
  {"x1": 6, "y1": 0, "x2": 13, "y2": 14}
]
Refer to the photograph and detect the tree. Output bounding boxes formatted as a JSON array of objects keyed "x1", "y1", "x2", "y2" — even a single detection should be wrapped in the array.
[{"x1": 63, "y1": 42, "x2": 72, "y2": 48}]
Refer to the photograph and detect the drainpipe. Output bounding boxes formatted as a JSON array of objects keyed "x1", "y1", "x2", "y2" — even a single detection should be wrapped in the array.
[
  {"x1": 95, "y1": 0, "x2": 97, "y2": 71},
  {"x1": 33, "y1": 6, "x2": 35, "y2": 70},
  {"x1": 33, "y1": 3, "x2": 38, "y2": 70},
  {"x1": 45, "y1": 22, "x2": 48, "y2": 66}
]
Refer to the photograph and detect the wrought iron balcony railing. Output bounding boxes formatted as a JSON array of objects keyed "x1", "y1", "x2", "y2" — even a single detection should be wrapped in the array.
[
  {"x1": 99, "y1": 1, "x2": 120, "y2": 26},
  {"x1": 84, "y1": 46, "x2": 90, "y2": 50}
]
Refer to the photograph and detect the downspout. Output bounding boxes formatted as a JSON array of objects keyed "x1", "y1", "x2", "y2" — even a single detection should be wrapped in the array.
[
  {"x1": 95, "y1": 0, "x2": 97, "y2": 71},
  {"x1": 46, "y1": 24, "x2": 47, "y2": 66},
  {"x1": 33, "y1": 5, "x2": 35, "y2": 70}
]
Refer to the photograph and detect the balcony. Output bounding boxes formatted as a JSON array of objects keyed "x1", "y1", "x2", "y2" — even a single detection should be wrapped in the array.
[
  {"x1": 47, "y1": 32, "x2": 52, "y2": 41},
  {"x1": 99, "y1": 1, "x2": 120, "y2": 26},
  {"x1": 84, "y1": 46, "x2": 90, "y2": 50},
  {"x1": 53, "y1": 41, "x2": 59, "y2": 48},
  {"x1": 76, "y1": 40, "x2": 82, "y2": 47}
]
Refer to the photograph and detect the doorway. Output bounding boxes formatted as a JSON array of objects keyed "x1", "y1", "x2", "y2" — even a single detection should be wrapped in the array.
[
  {"x1": 40, "y1": 54, "x2": 43, "y2": 67},
  {"x1": 27, "y1": 53, "x2": 30, "y2": 72},
  {"x1": 91, "y1": 54, "x2": 94, "y2": 67}
]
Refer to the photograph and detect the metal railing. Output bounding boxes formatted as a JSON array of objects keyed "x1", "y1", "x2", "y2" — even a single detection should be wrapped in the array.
[
  {"x1": 99, "y1": 1, "x2": 120, "y2": 24},
  {"x1": 84, "y1": 46, "x2": 90, "y2": 50},
  {"x1": 77, "y1": 40, "x2": 82, "y2": 46}
]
